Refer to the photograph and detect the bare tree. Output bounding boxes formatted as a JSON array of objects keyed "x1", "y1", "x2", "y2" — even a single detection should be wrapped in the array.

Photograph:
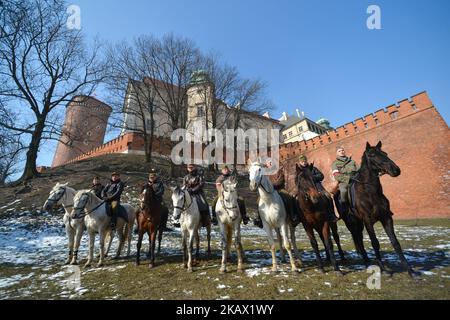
[
  {"x1": 0, "y1": 0, "x2": 105, "y2": 181},
  {"x1": 0, "y1": 108, "x2": 25, "y2": 185},
  {"x1": 105, "y1": 42, "x2": 161, "y2": 162}
]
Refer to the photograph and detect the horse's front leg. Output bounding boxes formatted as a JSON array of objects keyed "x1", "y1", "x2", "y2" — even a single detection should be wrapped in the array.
[
  {"x1": 114, "y1": 222, "x2": 125, "y2": 260},
  {"x1": 187, "y1": 230, "x2": 195, "y2": 272},
  {"x1": 276, "y1": 228, "x2": 286, "y2": 263},
  {"x1": 195, "y1": 229, "x2": 200, "y2": 261},
  {"x1": 70, "y1": 223, "x2": 83, "y2": 265},
  {"x1": 219, "y1": 223, "x2": 228, "y2": 274},
  {"x1": 97, "y1": 229, "x2": 106, "y2": 267},
  {"x1": 135, "y1": 228, "x2": 144, "y2": 266},
  {"x1": 149, "y1": 225, "x2": 157, "y2": 269},
  {"x1": 290, "y1": 224, "x2": 302, "y2": 267},
  {"x1": 305, "y1": 225, "x2": 324, "y2": 272},
  {"x1": 235, "y1": 224, "x2": 244, "y2": 272},
  {"x1": 263, "y1": 223, "x2": 278, "y2": 273},
  {"x1": 281, "y1": 224, "x2": 297, "y2": 272},
  {"x1": 206, "y1": 224, "x2": 211, "y2": 259},
  {"x1": 84, "y1": 231, "x2": 95, "y2": 268},
  {"x1": 322, "y1": 223, "x2": 342, "y2": 275},
  {"x1": 182, "y1": 231, "x2": 187, "y2": 269},
  {"x1": 330, "y1": 222, "x2": 346, "y2": 261},
  {"x1": 65, "y1": 224, "x2": 75, "y2": 265}
]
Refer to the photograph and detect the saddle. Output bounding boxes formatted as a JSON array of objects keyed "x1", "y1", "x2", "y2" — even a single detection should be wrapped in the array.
[{"x1": 105, "y1": 203, "x2": 129, "y2": 223}]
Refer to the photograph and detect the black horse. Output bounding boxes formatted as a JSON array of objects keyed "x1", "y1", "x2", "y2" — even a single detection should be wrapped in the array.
[{"x1": 335, "y1": 141, "x2": 419, "y2": 277}]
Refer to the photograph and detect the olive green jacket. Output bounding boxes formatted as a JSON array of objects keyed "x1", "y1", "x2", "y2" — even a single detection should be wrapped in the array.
[{"x1": 331, "y1": 156, "x2": 358, "y2": 185}]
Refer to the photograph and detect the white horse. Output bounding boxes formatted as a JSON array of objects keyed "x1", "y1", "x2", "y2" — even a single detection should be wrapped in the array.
[
  {"x1": 43, "y1": 183, "x2": 84, "y2": 265},
  {"x1": 72, "y1": 190, "x2": 135, "y2": 268},
  {"x1": 171, "y1": 186, "x2": 200, "y2": 272},
  {"x1": 215, "y1": 179, "x2": 244, "y2": 273},
  {"x1": 248, "y1": 162, "x2": 298, "y2": 272}
]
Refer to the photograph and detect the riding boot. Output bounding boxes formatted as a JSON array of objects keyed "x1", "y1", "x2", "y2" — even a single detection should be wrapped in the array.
[
  {"x1": 110, "y1": 201, "x2": 118, "y2": 230},
  {"x1": 253, "y1": 211, "x2": 263, "y2": 229},
  {"x1": 211, "y1": 196, "x2": 218, "y2": 226},
  {"x1": 211, "y1": 209, "x2": 218, "y2": 226},
  {"x1": 237, "y1": 198, "x2": 249, "y2": 225}
]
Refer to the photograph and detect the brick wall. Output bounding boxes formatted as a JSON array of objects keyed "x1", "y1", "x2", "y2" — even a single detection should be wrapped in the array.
[{"x1": 280, "y1": 92, "x2": 450, "y2": 219}]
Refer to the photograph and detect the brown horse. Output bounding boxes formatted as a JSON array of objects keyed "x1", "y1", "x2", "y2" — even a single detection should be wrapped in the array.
[
  {"x1": 295, "y1": 164, "x2": 343, "y2": 275},
  {"x1": 136, "y1": 184, "x2": 163, "y2": 268},
  {"x1": 336, "y1": 141, "x2": 419, "y2": 277}
]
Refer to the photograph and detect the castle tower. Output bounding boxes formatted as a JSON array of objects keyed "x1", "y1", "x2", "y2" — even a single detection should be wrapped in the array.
[
  {"x1": 186, "y1": 70, "x2": 215, "y2": 140},
  {"x1": 51, "y1": 96, "x2": 112, "y2": 167}
]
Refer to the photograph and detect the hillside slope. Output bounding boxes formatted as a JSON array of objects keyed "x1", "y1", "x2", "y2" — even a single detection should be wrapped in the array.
[{"x1": 0, "y1": 154, "x2": 259, "y2": 218}]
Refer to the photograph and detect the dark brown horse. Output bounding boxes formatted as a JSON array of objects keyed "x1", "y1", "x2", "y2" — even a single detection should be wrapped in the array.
[
  {"x1": 295, "y1": 164, "x2": 343, "y2": 275},
  {"x1": 136, "y1": 184, "x2": 164, "y2": 268},
  {"x1": 336, "y1": 141, "x2": 419, "y2": 277}
]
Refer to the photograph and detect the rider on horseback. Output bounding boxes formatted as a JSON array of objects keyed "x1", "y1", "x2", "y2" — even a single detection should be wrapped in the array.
[
  {"x1": 254, "y1": 160, "x2": 301, "y2": 228},
  {"x1": 91, "y1": 176, "x2": 104, "y2": 199},
  {"x1": 331, "y1": 146, "x2": 358, "y2": 208},
  {"x1": 101, "y1": 172, "x2": 125, "y2": 230},
  {"x1": 211, "y1": 165, "x2": 249, "y2": 225},
  {"x1": 145, "y1": 169, "x2": 165, "y2": 203},
  {"x1": 298, "y1": 155, "x2": 339, "y2": 222},
  {"x1": 182, "y1": 164, "x2": 211, "y2": 227}
]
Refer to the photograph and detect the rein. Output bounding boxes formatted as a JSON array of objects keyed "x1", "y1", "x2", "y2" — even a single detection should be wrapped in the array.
[
  {"x1": 47, "y1": 187, "x2": 74, "y2": 209},
  {"x1": 220, "y1": 190, "x2": 238, "y2": 220},
  {"x1": 73, "y1": 196, "x2": 105, "y2": 219},
  {"x1": 174, "y1": 190, "x2": 193, "y2": 212}
]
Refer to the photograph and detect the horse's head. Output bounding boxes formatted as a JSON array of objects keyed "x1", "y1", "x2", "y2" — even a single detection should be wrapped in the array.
[
  {"x1": 222, "y1": 180, "x2": 239, "y2": 220},
  {"x1": 171, "y1": 186, "x2": 185, "y2": 220},
  {"x1": 296, "y1": 164, "x2": 320, "y2": 204},
  {"x1": 140, "y1": 184, "x2": 154, "y2": 209},
  {"x1": 72, "y1": 190, "x2": 92, "y2": 219},
  {"x1": 364, "y1": 141, "x2": 401, "y2": 177},
  {"x1": 248, "y1": 162, "x2": 264, "y2": 191},
  {"x1": 43, "y1": 183, "x2": 68, "y2": 212}
]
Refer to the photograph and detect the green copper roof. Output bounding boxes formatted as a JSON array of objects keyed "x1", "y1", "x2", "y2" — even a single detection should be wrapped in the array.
[{"x1": 190, "y1": 70, "x2": 210, "y2": 85}]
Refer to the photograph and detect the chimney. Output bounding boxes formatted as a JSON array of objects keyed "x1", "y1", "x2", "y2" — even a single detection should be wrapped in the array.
[
  {"x1": 296, "y1": 109, "x2": 301, "y2": 118},
  {"x1": 281, "y1": 112, "x2": 288, "y2": 121}
]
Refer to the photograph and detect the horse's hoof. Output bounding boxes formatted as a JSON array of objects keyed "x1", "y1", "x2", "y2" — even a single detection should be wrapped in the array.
[
  {"x1": 183, "y1": 264, "x2": 188, "y2": 269},
  {"x1": 187, "y1": 268, "x2": 193, "y2": 273},
  {"x1": 237, "y1": 268, "x2": 244, "y2": 273},
  {"x1": 97, "y1": 262, "x2": 104, "y2": 268},
  {"x1": 409, "y1": 270, "x2": 421, "y2": 278},
  {"x1": 272, "y1": 267, "x2": 278, "y2": 273},
  {"x1": 70, "y1": 260, "x2": 78, "y2": 266},
  {"x1": 149, "y1": 263, "x2": 154, "y2": 269},
  {"x1": 84, "y1": 263, "x2": 91, "y2": 268},
  {"x1": 219, "y1": 268, "x2": 226, "y2": 274}
]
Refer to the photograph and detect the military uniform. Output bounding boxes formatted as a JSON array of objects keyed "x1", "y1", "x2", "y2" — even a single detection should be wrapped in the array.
[
  {"x1": 183, "y1": 167, "x2": 210, "y2": 226},
  {"x1": 145, "y1": 177, "x2": 165, "y2": 203},
  {"x1": 101, "y1": 178, "x2": 125, "y2": 228},
  {"x1": 331, "y1": 156, "x2": 358, "y2": 204}
]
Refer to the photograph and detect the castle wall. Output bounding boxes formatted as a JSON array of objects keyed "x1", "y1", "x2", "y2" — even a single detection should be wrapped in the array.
[{"x1": 280, "y1": 92, "x2": 450, "y2": 219}]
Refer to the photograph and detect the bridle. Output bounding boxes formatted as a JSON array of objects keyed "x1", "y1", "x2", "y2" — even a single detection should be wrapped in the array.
[
  {"x1": 220, "y1": 188, "x2": 238, "y2": 220},
  {"x1": 252, "y1": 165, "x2": 273, "y2": 194},
  {"x1": 173, "y1": 189, "x2": 193, "y2": 212},
  {"x1": 72, "y1": 192, "x2": 104, "y2": 219},
  {"x1": 47, "y1": 187, "x2": 73, "y2": 209}
]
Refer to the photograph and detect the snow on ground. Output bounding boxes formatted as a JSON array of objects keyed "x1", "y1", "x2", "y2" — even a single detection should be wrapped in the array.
[{"x1": 0, "y1": 210, "x2": 449, "y2": 298}]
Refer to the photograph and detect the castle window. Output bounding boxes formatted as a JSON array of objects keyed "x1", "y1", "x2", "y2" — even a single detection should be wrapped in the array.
[
  {"x1": 289, "y1": 131, "x2": 293, "y2": 137},
  {"x1": 375, "y1": 118, "x2": 379, "y2": 125},
  {"x1": 298, "y1": 126, "x2": 303, "y2": 132},
  {"x1": 354, "y1": 126, "x2": 359, "y2": 133},
  {"x1": 197, "y1": 106, "x2": 205, "y2": 117},
  {"x1": 390, "y1": 111, "x2": 398, "y2": 120},
  {"x1": 283, "y1": 134, "x2": 287, "y2": 139},
  {"x1": 364, "y1": 123, "x2": 368, "y2": 129}
]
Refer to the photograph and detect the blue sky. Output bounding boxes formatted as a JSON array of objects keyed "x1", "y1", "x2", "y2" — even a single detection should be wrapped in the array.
[{"x1": 37, "y1": 0, "x2": 450, "y2": 167}]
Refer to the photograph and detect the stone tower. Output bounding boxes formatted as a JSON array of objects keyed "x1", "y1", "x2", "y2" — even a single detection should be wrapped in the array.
[
  {"x1": 52, "y1": 96, "x2": 112, "y2": 167},
  {"x1": 186, "y1": 70, "x2": 215, "y2": 141}
]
